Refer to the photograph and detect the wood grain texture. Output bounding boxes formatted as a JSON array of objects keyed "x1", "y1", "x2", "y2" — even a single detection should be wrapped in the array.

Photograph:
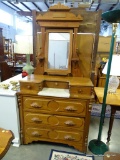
[
  {"x1": 18, "y1": 3, "x2": 96, "y2": 153},
  {"x1": 104, "y1": 151, "x2": 120, "y2": 160},
  {"x1": 0, "y1": 128, "x2": 14, "y2": 159},
  {"x1": 94, "y1": 87, "x2": 120, "y2": 106}
]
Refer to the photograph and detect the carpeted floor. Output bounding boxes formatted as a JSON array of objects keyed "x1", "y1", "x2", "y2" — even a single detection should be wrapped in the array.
[{"x1": 91, "y1": 103, "x2": 120, "y2": 119}]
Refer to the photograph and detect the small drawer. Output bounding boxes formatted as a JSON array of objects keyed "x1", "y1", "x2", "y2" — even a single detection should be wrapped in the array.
[
  {"x1": 70, "y1": 86, "x2": 92, "y2": 96},
  {"x1": 20, "y1": 82, "x2": 41, "y2": 91},
  {"x1": 43, "y1": 80, "x2": 69, "y2": 89}
]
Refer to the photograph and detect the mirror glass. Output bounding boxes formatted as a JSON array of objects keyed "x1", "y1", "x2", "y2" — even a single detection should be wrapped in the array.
[{"x1": 48, "y1": 33, "x2": 70, "y2": 70}]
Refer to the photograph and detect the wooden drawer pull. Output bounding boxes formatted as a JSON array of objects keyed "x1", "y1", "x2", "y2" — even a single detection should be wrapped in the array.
[
  {"x1": 31, "y1": 131, "x2": 41, "y2": 137},
  {"x1": 78, "y1": 89, "x2": 83, "y2": 93},
  {"x1": 31, "y1": 117, "x2": 42, "y2": 123},
  {"x1": 55, "y1": 82, "x2": 58, "y2": 86},
  {"x1": 64, "y1": 135, "x2": 75, "y2": 141},
  {"x1": 65, "y1": 106, "x2": 77, "y2": 112},
  {"x1": 27, "y1": 85, "x2": 31, "y2": 89},
  {"x1": 64, "y1": 120, "x2": 75, "y2": 126},
  {"x1": 31, "y1": 102, "x2": 42, "y2": 108}
]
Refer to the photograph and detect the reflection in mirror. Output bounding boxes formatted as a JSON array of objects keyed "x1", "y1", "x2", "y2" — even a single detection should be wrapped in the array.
[{"x1": 48, "y1": 33, "x2": 70, "y2": 70}]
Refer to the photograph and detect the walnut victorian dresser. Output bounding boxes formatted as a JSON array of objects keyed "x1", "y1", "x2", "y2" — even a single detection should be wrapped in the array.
[{"x1": 17, "y1": 3, "x2": 97, "y2": 153}]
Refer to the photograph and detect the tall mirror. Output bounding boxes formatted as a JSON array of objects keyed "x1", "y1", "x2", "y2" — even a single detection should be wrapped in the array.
[{"x1": 45, "y1": 29, "x2": 73, "y2": 75}]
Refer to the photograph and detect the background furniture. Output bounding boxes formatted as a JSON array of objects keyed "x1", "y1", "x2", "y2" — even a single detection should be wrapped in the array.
[
  {"x1": 13, "y1": 53, "x2": 33, "y2": 73},
  {"x1": 0, "y1": 28, "x2": 15, "y2": 82},
  {"x1": 0, "y1": 74, "x2": 27, "y2": 147},
  {"x1": 94, "y1": 87, "x2": 120, "y2": 143},
  {"x1": 104, "y1": 151, "x2": 120, "y2": 160},
  {"x1": 0, "y1": 61, "x2": 15, "y2": 81},
  {"x1": 96, "y1": 36, "x2": 116, "y2": 68},
  {"x1": 0, "y1": 28, "x2": 4, "y2": 62},
  {"x1": 0, "y1": 128, "x2": 14, "y2": 159},
  {"x1": 95, "y1": 39, "x2": 120, "y2": 88},
  {"x1": 96, "y1": 65, "x2": 120, "y2": 88},
  {"x1": 3, "y1": 38, "x2": 13, "y2": 56},
  {"x1": 14, "y1": 53, "x2": 26, "y2": 64}
]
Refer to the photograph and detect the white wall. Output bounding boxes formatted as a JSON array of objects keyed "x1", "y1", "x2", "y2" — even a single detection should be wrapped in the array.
[
  {"x1": 0, "y1": 2, "x2": 32, "y2": 42},
  {"x1": 0, "y1": 2, "x2": 16, "y2": 40},
  {"x1": 100, "y1": 23, "x2": 120, "y2": 42}
]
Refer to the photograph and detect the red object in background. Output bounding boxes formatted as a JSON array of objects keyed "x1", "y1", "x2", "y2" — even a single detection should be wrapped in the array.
[{"x1": 22, "y1": 71, "x2": 28, "y2": 78}]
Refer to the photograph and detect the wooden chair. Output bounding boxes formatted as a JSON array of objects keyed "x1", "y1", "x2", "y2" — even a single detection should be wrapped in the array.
[
  {"x1": 0, "y1": 61, "x2": 15, "y2": 82},
  {"x1": 14, "y1": 53, "x2": 33, "y2": 64},
  {"x1": 104, "y1": 151, "x2": 120, "y2": 160},
  {"x1": 0, "y1": 128, "x2": 14, "y2": 159},
  {"x1": 14, "y1": 53, "x2": 26, "y2": 64},
  {"x1": 13, "y1": 53, "x2": 33, "y2": 74}
]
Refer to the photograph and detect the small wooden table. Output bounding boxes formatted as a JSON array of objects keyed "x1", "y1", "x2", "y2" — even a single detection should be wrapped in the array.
[
  {"x1": 0, "y1": 128, "x2": 14, "y2": 159},
  {"x1": 104, "y1": 151, "x2": 120, "y2": 160},
  {"x1": 94, "y1": 87, "x2": 120, "y2": 142}
]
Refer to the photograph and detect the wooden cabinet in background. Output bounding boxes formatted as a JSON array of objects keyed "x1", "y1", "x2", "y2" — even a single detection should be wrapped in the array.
[
  {"x1": 0, "y1": 28, "x2": 4, "y2": 62},
  {"x1": 96, "y1": 36, "x2": 116, "y2": 62},
  {"x1": 3, "y1": 38, "x2": 13, "y2": 56},
  {"x1": 98, "y1": 36, "x2": 112, "y2": 53}
]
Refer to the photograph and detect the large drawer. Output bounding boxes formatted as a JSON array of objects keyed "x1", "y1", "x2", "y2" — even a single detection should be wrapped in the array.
[
  {"x1": 24, "y1": 112, "x2": 84, "y2": 130},
  {"x1": 23, "y1": 97, "x2": 87, "y2": 116},
  {"x1": 24, "y1": 127, "x2": 83, "y2": 143}
]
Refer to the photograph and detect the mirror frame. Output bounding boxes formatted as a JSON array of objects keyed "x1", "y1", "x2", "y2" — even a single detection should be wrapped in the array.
[
  {"x1": 35, "y1": 3, "x2": 83, "y2": 76},
  {"x1": 44, "y1": 29, "x2": 73, "y2": 75}
]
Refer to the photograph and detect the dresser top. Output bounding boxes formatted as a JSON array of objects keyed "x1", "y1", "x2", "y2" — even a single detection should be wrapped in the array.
[{"x1": 19, "y1": 75, "x2": 93, "y2": 87}]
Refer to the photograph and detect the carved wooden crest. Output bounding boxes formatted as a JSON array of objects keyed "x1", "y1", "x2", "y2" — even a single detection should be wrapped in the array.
[
  {"x1": 36, "y1": 3, "x2": 83, "y2": 25},
  {"x1": 49, "y1": 2, "x2": 70, "y2": 11}
]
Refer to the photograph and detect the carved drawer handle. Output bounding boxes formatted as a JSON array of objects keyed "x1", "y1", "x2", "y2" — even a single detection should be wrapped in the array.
[
  {"x1": 31, "y1": 102, "x2": 42, "y2": 108},
  {"x1": 65, "y1": 106, "x2": 77, "y2": 112},
  {"x1": 55, "y1": 82, "x2": 58, "y2": 86},
  {"x1": 78, "y1": 89, "x2": 83, "y2": 94},
  {"x1": 64, "y1": 135, "x2": 75, "y2": 141},
  {"x1": 64, "y1": 120, "x2": 75, "y2": 126},
  {"x1": 31, "y1": 131, "x2": 41, "y2": 137},
  {"x1": 31, "y1": 117, "x2": 42, "y2": 123},
  {"x1": 27, "y1": 85, "x2": 31, "y2": 89}
]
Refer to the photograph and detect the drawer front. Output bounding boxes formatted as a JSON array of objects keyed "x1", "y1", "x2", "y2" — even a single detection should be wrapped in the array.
[
  {"x1": 25, "y1": 128, "x2": 83, "y2": 142},
  {"x1": 24, "y1": 112, "x2": 84, "y2": 130},
  {"x1": 24, "y1": 97, "x2": 48, "y2": 110},
  {"x1": 23, "y1": 97, "x2": 87, "y2": 116},
  {"x1": 70, "y1": 86, "x2": 92, "y2": 96},
  {"x1": 43, "y1": 81, "x2": 69, "y2": 89},
  {"x1": 20, "y1": 82, "x2": 42, "y2": 91}
]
